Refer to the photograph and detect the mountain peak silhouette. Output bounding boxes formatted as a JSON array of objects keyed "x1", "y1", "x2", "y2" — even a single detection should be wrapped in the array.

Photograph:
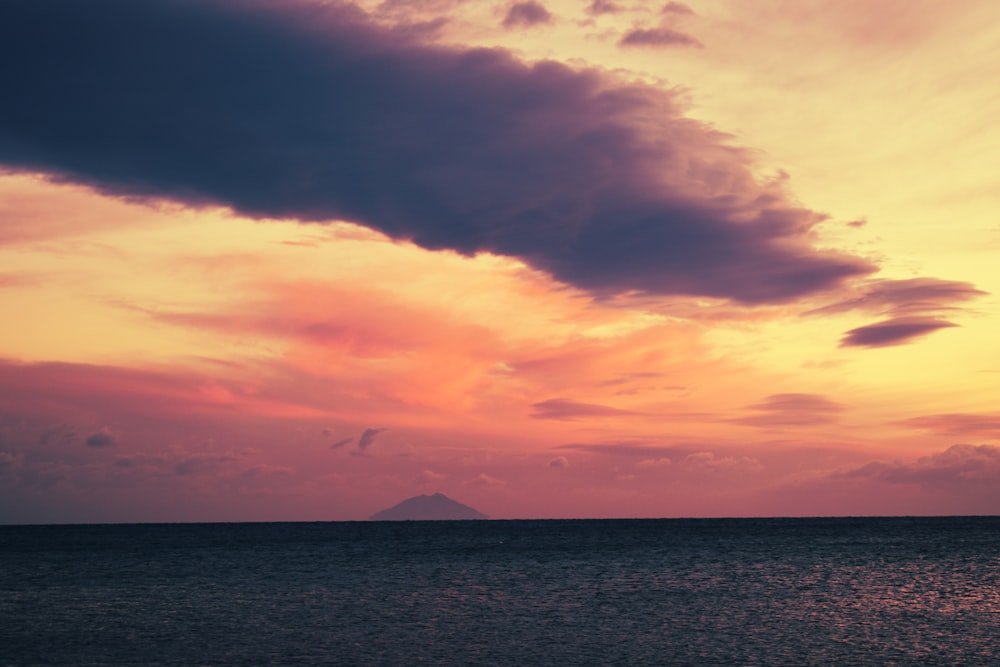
[{"x1": 369, "y1": 493, "x2": 488, "y2": 521}]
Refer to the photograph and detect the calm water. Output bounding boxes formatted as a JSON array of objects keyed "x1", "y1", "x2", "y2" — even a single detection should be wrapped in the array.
[{"x1": 1, "y1": 517, "x2": 999, "y2": 665}]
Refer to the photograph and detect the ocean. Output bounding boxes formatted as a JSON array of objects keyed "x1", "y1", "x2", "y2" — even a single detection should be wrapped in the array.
[{"x1": 1, "y1": 517, "x2": 998, "y2": 665}]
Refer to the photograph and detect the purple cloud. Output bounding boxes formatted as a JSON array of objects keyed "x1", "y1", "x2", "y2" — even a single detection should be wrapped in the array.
[
  {"x1": 0, "y1": 0, "x2": 874, "y2": 304},
  {"x1": 808, "y1": 278, "x2": 985, "y2": 348},
  {"x1": 502, "y1": 1, "x2": 552, "y2": 28},
  {"x1": 587, "y1": 0, "x2": 622, "y2": 16},
  {"x1": 735, "y1": 393, "x2": 843, "y2": 427},
  {"x1": 837, "y1": 444, "x2": 1000, "y2": 487},
  {"x1": 84, "y1": 428, "x2": 117, "y2": 448},
  {"x1": 840, "y1": 317, "x2": 957, "y2": 348},
  {"x1": 619, "y1": 27, "x2": 702, "y2": 48},
  {"x1": 810, "y1": 277, "x2": 985, "y2": 317},
  {"x1": 358, "y1": 427, "x2": 387, "y2": 450},
  {"x1": 330, "y1": 436, "x2": 354, "y2": 449}
]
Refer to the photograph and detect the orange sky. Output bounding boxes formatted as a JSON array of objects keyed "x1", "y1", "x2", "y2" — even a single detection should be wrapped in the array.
[{"x1": 1, "y1": 0, "x2": 999, "y2": 523}]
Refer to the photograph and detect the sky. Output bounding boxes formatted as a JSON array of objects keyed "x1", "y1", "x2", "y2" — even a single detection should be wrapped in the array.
[{"x1": 1, "y1": 0, "x2": 999, "y2": 523}]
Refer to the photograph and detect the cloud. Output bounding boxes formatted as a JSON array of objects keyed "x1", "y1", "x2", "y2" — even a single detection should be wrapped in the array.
[
  {"x1": 661, "y1": 2, "x2": 694, "y2": 15},
  {"x1": 0, "y1": 0, "x2": 875, "y2": 304},
  {"x1": 502, "y1": 2, "x2": 552, "y2": 28},
  {"x1": 531, "y1": 398, "x2": 641, "y2": 420},
  {"x1": 808, "y1": 278, "x2": 986, "y2": 348},
  {"x1": 322, "y1": 427, "x2": 355, "y2": 448},
  {"x1": 465, "y1": 473, "x2": 507, "y2": 488},
  {"x1": 735, "y1": 392, "x2": 843, "y2": 427},
  {"x1": 897, "y1": 413, "x2": 1000, "y2": 436},
  {"x1": 811, "y1": 277, "x2": 985, "y2": 317},
  {"x1": 840, "y1": 317, "x2": 957, "y2": 348},
  {"x1": 684, "y1": 451, "x2": 763, "y2": 472},
  {"x1": 84, "y1": 428, "x2": 117, "y2": 448},
  {"x1": 586, "y1": 0, "x2": 622, "y2": 16},
  {"x1": 173, "y1": 454, "x2": 236, "y2": 476},
  {"x1": 559, "y1": 442, "x2": 695, "y2": 459},
  {"x1": 837, "y1": 444, "x2": 1000, "y2": 487},
  {"x1": 416, "y1": 469, "x2": 447, "y2": 484},
  {"x1": 548, "y1": 456, "x2": 569, "y2": 468},
  {"x1": 619, "y1": 27, "x2": 702, "y2": 48},
  {"x1": 358, "y1": 427, "x2": 387, "y2": 450}
]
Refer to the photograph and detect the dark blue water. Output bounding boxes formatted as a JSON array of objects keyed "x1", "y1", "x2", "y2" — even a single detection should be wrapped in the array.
[{"x1": 2, "y1": 517, "x2": 998, "y2": 665}]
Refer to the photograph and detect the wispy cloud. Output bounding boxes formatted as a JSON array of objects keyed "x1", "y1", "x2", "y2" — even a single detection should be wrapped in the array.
[
  {"x1": 531, "y1": 398, "x2": 642, "y2": 420},
  {"x1": 897, "y1": 413, "x2": 1000, "y2": 436},
  {"x1": 734, "y1": 393, "x2": 843, "y2": 428},
  {"x1": 807, "y1": 278, "x2": 986, "y2": 348}
]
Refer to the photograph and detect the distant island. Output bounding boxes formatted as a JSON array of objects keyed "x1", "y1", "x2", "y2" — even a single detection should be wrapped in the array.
[{"x1": 369, "y1": 493, "x2": 488, "y2": 521}]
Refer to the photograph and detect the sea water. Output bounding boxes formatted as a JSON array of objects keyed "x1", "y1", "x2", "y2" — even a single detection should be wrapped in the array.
[{"x1": 1, "y1": 517, "x2": 998, "y2": 665}]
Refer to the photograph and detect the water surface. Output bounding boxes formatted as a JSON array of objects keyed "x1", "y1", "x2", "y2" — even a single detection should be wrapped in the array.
[{"x1": 2, "y1": 517, "x2": 998, "y2": 665}]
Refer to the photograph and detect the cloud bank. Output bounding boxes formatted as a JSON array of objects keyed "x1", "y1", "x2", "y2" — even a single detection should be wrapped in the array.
[{"x1": 0, "y1": 0, "x2": 874, "y2": 304}]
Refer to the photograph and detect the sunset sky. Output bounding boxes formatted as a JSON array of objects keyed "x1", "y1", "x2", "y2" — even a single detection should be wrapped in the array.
[{"x1": 2, "y1": 0, "x2": 999, "y2": 523}]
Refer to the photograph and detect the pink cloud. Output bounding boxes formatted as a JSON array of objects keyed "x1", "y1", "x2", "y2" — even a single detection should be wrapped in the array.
[
  {"x1": 530, "y1": 398, "x2": 643, "y2": 420},
  {"x1": 898, "y1": 413, "x2": 1000, "y2": 437},
  {"x1": 734, "y1": 393, "x2": 844, "y2": 427}
]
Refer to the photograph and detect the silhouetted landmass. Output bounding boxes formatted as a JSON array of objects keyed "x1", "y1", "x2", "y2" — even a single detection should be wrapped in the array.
[{"x1": 369, "y1": 493, "x2": 488, "y2": 521}]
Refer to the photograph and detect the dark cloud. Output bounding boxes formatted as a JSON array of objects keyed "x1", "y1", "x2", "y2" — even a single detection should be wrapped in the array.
[
  {"x1": 84, "y1": 428, "x2": 117, "y2": 447},
  {"x1": 586, "y1": 0, "x2": 622, "y2": 15},
  {"x1": 897, "y1": 413, "x2": 1000, "y2": 436},
  {"x1": 840, "y1": 317, "x2": 956, "y2": 348},
  {"x1": 531, "y1": 398, "x2": 641, "y2": 420},
  {"x1": 735, "y1": 393, "x2": 843, "y2": 428},
  {"x1": 808, "y1": 278, "x2": 985, "y2": 348},
  {"x1": 0, "y1": 0, "x2": 874, "y2": 304},
  {"x1": 330, "y1": 436, "x2": 354, "y2": 449},
  {"x1": 502, "y1": 1, "x2": 552, "y2": 28},
  {"x1": 837, "y1": 444, "x2": 1000, "y2": 487},
  {"x1": 358, "y1": 427, "x2": 387, "y2": 450},
  {"x1": 548, "y1": 456, "x2": 569, "y2": 468},
  {"x1": 619, "y1": 26, "x2": 702, "y2": 48}
]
